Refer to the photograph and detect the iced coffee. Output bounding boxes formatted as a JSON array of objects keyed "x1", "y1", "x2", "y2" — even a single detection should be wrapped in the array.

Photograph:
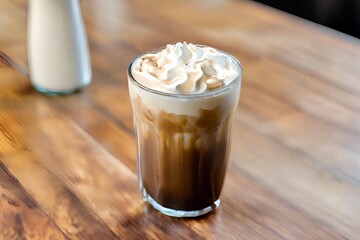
[{"x1": 128, "y1": 42, "x2": 242, "y2": 217}]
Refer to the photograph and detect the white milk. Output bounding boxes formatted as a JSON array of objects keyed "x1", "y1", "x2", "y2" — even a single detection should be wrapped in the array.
[{"x1": 28, "y1": 0, "x2": 92, "y2": 94}]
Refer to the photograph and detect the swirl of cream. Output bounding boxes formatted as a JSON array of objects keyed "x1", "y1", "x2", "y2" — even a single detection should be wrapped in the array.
[{"x1": 132, "y1": 42, "x2": 238, "y2": 94}]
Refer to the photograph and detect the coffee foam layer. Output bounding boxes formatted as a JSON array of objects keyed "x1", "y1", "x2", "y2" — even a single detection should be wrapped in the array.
[{"x1": 128, "y1": 80, "x2": 240, "y2": 116}]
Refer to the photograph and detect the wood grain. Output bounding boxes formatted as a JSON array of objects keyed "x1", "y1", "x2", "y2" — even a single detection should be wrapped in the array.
[
  {"x1": 0, "y1": 162, "x2": 67, "y2": 240},
  {"x1": 0, "y1": 0, "x2": 359, "y2": 239}
]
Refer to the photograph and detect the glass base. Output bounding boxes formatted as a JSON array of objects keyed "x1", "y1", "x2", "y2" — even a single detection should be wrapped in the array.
[
  {"x1": 142, "y1": 189, "x2": 220, "y2": 218},
  {"x1": 32, "y1": 84, "x2": 82, "y2": 96}
]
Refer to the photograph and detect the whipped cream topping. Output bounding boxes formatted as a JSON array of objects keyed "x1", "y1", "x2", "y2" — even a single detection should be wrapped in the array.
[{"x1": 132, "y1": 42, "x2": 239, "y2": 94}]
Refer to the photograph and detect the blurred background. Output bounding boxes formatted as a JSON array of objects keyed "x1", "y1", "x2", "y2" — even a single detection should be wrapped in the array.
[{"x1": 252, "y1": 0, "x2": 360, "y2": 38}]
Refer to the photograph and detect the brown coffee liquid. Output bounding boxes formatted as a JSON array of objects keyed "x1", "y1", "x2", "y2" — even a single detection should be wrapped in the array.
[{"x1": 134, "y1": 98, "x2": 234, "y2": 211}]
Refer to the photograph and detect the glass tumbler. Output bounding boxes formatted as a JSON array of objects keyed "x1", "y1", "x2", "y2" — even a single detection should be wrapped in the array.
[{"x1": 128, "y1": 46, "x2": 242, "y2": 217}]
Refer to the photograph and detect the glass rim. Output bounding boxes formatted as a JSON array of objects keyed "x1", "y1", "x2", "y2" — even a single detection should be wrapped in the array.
[{"x1": 127, "y1": 44, "x2": 243, "y2": 99}]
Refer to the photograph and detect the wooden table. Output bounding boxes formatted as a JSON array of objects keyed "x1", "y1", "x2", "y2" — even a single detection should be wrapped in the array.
[{"x1": 1, "y1": 0, "x2": 359, "y2": 239}]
